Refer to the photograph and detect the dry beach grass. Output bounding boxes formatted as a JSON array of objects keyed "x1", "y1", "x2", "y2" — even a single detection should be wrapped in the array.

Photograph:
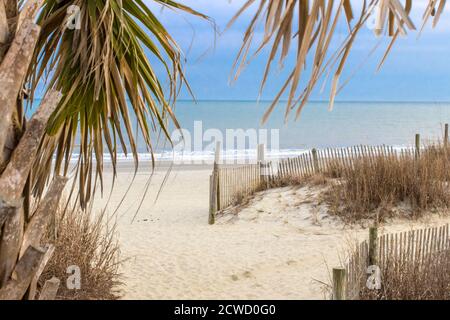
[
  {"x1": 39, "y1": 206, "x2": 122, "y2": 300},
  {"x1": 325, "y1": 144, "x2": 450, "y2": 223},
  {"x1": 360, "y1": 249, "x2": 450, "y2": 300}
]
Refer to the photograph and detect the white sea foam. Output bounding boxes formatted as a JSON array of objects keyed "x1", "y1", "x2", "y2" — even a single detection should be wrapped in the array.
[{"x1": 67, "y1": 145, "x2": 414, "y2": 164}]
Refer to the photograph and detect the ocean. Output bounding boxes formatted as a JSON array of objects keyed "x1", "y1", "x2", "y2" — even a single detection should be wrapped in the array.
[
  {"x1": 30, "y1": 100, "x2": 450, "y2": 163},
  {"x1": 161, "y1": 100, "x2": 450, "y2": 163}
]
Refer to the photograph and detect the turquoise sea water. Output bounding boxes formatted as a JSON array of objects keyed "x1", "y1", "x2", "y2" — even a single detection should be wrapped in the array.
[
  {"x1": 30, "y1": 100, "x2": 450, "y2": 161},
  {"x1": 173, "y1": 100, "x2": 450, "y2": 148},
  {"x1": 165, "y1": 100, "x2": 450, "y2": 162}
]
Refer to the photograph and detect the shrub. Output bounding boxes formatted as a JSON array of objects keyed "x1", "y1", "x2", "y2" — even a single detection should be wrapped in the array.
[
  {"x1": 360, "y1": 250, "x2": 450, "y2": 300},
  {"x1": 39, "y1": 207, "x2": 122, "y2": 300},
  {"x1": 325, "y1": 145, "x2": 450, "y2": 222}
]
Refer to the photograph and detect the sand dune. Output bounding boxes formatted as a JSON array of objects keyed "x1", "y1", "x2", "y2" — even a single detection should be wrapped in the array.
[{"x1": 93, "y1": 165, "x2": 450, "y2": 299}]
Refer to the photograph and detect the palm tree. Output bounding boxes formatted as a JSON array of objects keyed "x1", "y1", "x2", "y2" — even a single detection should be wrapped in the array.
[
  {"x1": 229, "y1": 0, "x2": 444, "y2": 123},
  {"x1": 0, "y1": 0, "x2": 205, "y2": 299}
]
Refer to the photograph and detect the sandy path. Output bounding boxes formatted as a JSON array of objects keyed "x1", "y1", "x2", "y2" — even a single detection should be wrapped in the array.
[{"x1": 93, "y1": 167, "x2": 450, "y2": 300}]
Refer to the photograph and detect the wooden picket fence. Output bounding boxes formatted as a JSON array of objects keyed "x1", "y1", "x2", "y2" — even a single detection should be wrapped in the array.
[
  {"x1": 215, "y1": 164, "x2": 262, "y2": 211},
  {"x1": 208, "y1": 126, "x2": 450, "y2": 224},
  {"x1": 334, "y1": 224, "x2": 450, "y2": 300},
  {"x1": 209, "y1": 144, "x2": 417, "y2": 223}
]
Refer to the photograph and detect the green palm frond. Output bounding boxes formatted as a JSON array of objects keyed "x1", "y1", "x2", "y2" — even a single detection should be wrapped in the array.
[
  {"x1": 229, "y1": 0, "x2": 445, "y2": 123},
  {"x1": 27, "y1": 0, "x2": 208, "y2": 207}
]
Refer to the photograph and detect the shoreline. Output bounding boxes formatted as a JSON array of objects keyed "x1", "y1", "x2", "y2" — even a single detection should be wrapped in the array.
[{"x1": 86, "y1": 144, "x2": 421, "y2": 172}]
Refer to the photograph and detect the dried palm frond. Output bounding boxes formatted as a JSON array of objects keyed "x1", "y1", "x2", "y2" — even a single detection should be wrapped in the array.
[
  {"x1": 229, "y1": 0, "x2": 446, "y2": 123},
  {"x1": 25, "y1": 0, "x2": 208, "y2": 207}
]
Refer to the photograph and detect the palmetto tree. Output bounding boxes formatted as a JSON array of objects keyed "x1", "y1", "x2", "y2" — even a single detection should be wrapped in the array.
[
  {"x1": 0, "y1": 0, "x2": 205, "y2": 299},
  {"x1": 229, "y1": 0, "x2": 445, "y2": 123}
]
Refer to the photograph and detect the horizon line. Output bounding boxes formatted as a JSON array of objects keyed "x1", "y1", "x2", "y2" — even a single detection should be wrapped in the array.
[
  {"x1": 31, "y1": 98, "x2": 450, "y2": 104},
  {"x1": 183, "y1": 99, "x2": 450, "y2": 102},
  {"x1": 176, "y1": 99, "x2": 450, "y2": 104}
]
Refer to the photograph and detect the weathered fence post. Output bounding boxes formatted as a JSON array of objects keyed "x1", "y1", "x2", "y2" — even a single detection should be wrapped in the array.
[
  {"x1": 444, "y1": 124, "x2": 448, "y2": 147},
  {"x1": 215, "y1": 142, "x2": 221, "y2": 211},
  {"x1": 368, "y1": 226, "x2": 378, "y2": 266},
  {"x1": 209, "y1": 174, "x2": 217, "y2": 225},
  {"x1": 415, "y1": 134, "x2": 420, "y2": 159},
  {"x1": 312, "y1": 148, "x2": 319, "y2": 173},
  {"x1": 332, "y1": 268, "x2": 347, "y2": 300},
  {"x1": 258, "y1": 144, "x2": 266, "y2": 185},
  {"x1": 208, "y1": 142, "x2": 222, "y2": 225},
  {"x1": 207, "y1": 142, "x2": 221, "y2": 225}
]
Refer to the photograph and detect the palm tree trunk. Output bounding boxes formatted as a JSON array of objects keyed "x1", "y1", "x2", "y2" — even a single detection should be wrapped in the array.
[{"x1": 0, "y1": 0, "x2": 66, "y2": 300}]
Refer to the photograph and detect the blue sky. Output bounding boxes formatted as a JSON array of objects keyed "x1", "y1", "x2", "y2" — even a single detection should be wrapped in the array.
[{"x1": 147, "y1": 0, "x2": 450, "y2": 102}]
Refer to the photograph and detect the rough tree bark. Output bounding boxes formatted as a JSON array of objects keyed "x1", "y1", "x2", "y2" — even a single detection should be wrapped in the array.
[
  {"x1": 0, "y1": 0, "x2": 9, "y2": 45},
  {"x1": 0, "y1": 246, "x2": 46, "y2": 300},
  {"x1": 0, "y1": 0, "x2": 65, "y2": 300},
  {"x1": 38, "y1": 276, "x2": 60, "y2": 300}
]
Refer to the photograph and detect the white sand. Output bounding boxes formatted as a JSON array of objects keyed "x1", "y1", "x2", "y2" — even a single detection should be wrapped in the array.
[{"x1": 93, "y1": 166, "x2": 450, "y2": 300}]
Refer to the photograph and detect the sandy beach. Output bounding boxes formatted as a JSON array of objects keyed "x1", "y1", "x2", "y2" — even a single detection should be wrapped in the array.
[{"x1": 92, "y1": 163, "x2": 450, "y2": 300}]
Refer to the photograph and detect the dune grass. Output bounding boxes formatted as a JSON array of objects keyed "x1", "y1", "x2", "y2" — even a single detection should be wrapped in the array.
[
  {"x1": 324, "y1": 144, "x2": 450, "y2": 223},
  {"x1": 39, "y1": 207, "x2": 122, "y2": 300},
  {"x1": 360, "y1": 250, "x2": 450, "y2": 300}
]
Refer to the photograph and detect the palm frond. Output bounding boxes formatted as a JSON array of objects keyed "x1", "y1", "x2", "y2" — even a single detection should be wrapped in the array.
[
  {"x1": 229, "y1": 0, "x2": 445, "y2": 123},
  {"x1": 27, "y1": 0, "x2": 208, "y2": 207}
]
